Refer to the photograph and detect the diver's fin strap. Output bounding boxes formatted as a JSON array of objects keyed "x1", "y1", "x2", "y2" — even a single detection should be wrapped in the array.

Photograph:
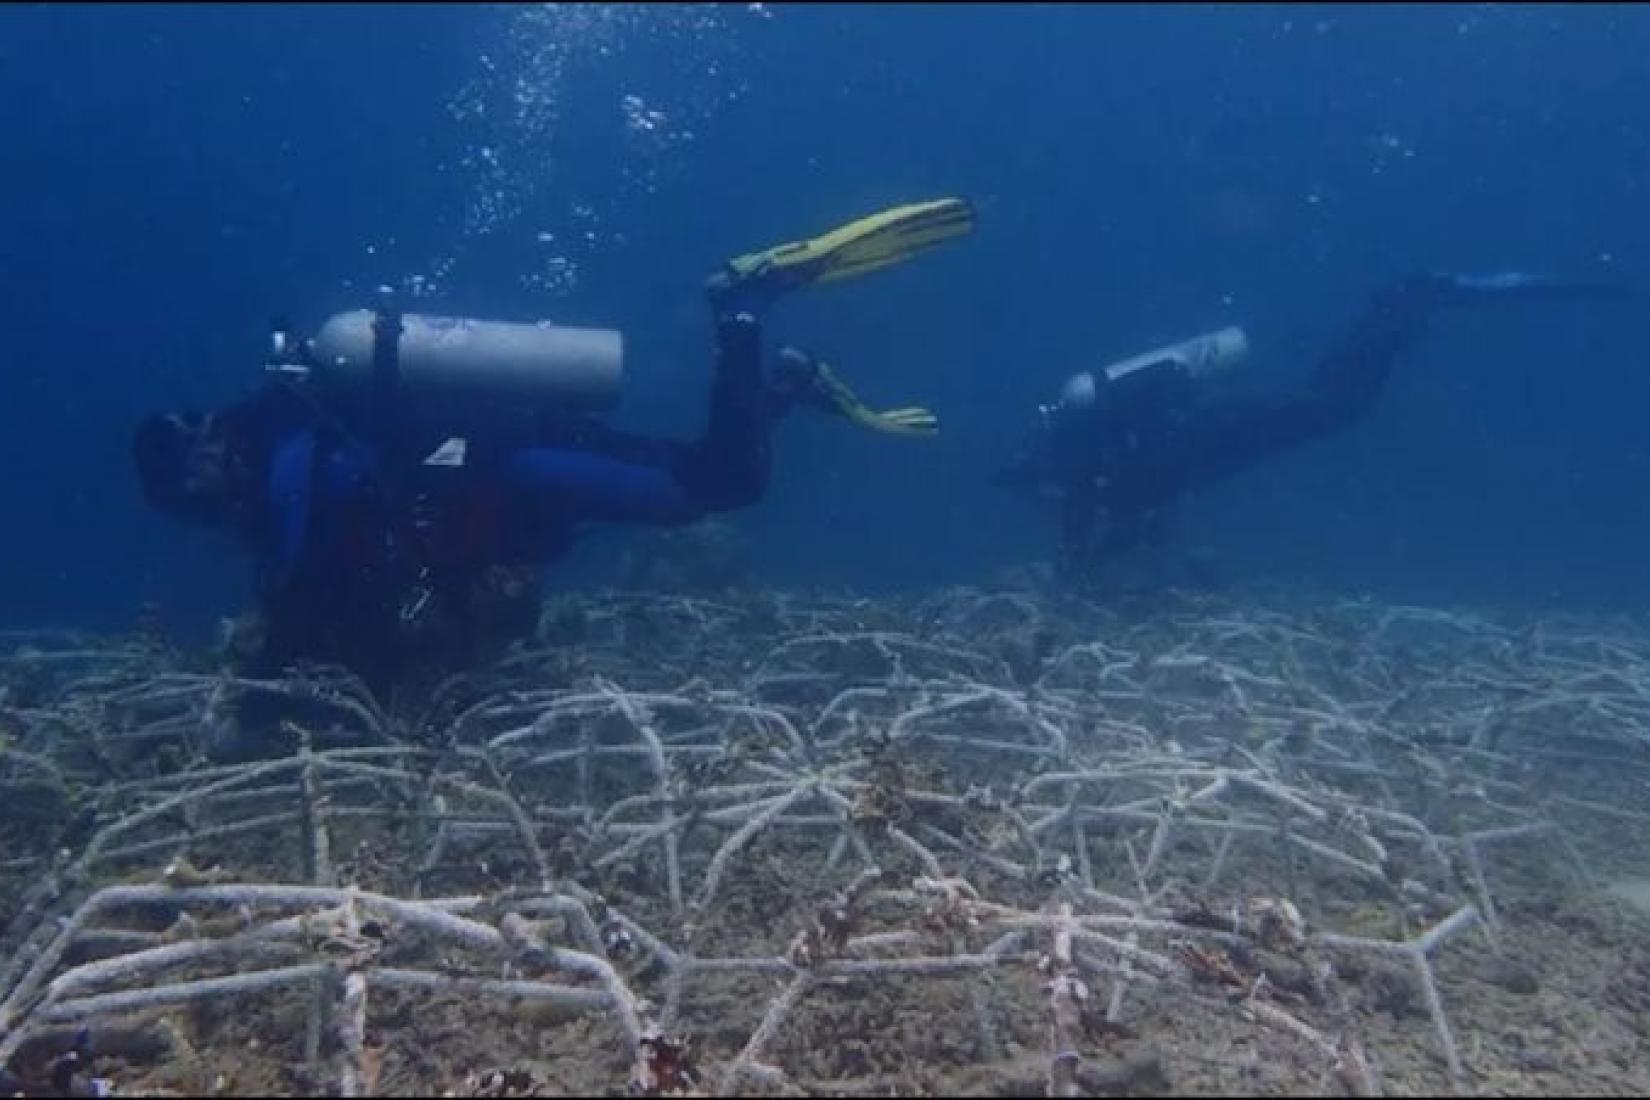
[
  {"x1": 725, "y1": 197, "x2": 976, "y2": 290},
  {"x1": 809, "y1": 362, "x2": 938, "y2": 438}
]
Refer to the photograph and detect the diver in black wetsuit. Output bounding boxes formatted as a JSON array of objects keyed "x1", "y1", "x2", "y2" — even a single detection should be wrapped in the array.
[
  {"x1": 996, "y1": 271, "x2": 1631, "y2": 582},
  {"x1": 131, "y1": 199, "x2": 974, "y2": 689}
]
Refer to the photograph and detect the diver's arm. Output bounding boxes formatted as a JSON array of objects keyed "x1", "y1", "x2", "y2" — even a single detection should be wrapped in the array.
[
  {"x1": 253, "y1": 426, "x2": 383, "y2": 594},
  {"x1": 206, "y1": 382, "x2": 331, "y2": 550},
  {"x1": 262, "y1": 430, "x2": 320, "y2": 585},
  {"x1": 993, "y1": 400, "x2": 1117, "y2": 573}
]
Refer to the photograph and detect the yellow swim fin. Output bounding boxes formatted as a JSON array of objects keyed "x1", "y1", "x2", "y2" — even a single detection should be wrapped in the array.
[
  {"x1": 718, "y1": 197, "x2": 976, "y2": 299},
  {"x1": 806, "y1": 361, "x2": 939, "y2": 439},
  {"x1": 847, "y1": 405, "x2": 939, "y2": 438}
]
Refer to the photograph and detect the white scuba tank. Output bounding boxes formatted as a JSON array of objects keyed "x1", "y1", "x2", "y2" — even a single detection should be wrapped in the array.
[
  {"x1": 1058, "y1": 327, "x2": 1249, "y2": 411},
  {"x1": 1101, "y1": 326, "x2": 1248, "y2": 383},
  {"x1": 305, "y1": 310, "x2": 624, "y2": 413}
]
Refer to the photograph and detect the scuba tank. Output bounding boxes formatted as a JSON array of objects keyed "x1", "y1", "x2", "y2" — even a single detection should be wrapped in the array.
[
  {"x1": 264, "y1": 308, "x2": 626, "y2": 628},
  {"x1": 1100, "y1": 326, "x2": 1248, "y2": 384},
  {"x1": 257, "y1": 305, "x2": 627, "y2": 639},
  {"x1": 271, "y1": 309, "x2": 624, "y2": 414},
  {"x1": 1057, "y1": 327, "x2": 1249, "y2": 412}
]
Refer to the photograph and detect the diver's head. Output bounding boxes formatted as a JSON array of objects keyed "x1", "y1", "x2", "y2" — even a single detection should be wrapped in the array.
[{"x1": 133, "y1": 411, "x2": 235, "y2": 522}]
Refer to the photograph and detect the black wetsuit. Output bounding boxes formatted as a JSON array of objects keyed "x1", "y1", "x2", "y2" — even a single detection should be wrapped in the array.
[
  {"x1": 159, "y1": 312, "x2": 778, "y2": 686},
  {"x1": 999, "y1": 272, "x2": 1626, "y2": 577}
]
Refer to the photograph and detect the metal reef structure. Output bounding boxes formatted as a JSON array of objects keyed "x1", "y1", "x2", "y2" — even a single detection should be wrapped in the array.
[{"x1": 2, "y1": 585, "x2": 1648, "y2": 1097}]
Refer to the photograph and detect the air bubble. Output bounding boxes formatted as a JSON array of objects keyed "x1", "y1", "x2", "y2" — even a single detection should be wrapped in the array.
[{"x1": 393, "y1": 3, "x2": 748, "y2": 299}]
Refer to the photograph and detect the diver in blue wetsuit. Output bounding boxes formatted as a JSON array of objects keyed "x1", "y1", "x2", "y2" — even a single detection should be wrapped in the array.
[
  {"x1": 133, "y1": 199, "x2": 976, "y2": 687},
  {"x1": 996, "y1": 271, "x2": 1631, "y2": 582}
]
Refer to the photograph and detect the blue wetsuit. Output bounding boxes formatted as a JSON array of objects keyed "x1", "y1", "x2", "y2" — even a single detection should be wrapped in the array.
[{"x1": 218, "y1": 313, "x2": 774, "y2": 679}]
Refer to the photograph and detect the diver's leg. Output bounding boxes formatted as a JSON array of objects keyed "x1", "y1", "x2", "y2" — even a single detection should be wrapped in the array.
[
  {"x1": 1163, "y1": 274, "x2": 1446, "y2": 488},
  {"x1": 488, "y1": 311, "x2": 776, "y2": 537},
  {"x1": 680, "y1": 311, "x2": 774, "y2": 510},
  {"x1": 1300, "y1": 273, "x2": 1443, "y2": 428},
  {"x1": 1173, "y1": 269, "x2": 1628, "y2": 485}
]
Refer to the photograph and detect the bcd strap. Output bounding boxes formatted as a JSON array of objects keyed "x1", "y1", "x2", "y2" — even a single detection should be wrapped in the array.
[
  {"x1": 367, "y1": 306, "x2": 420, "y2": 588},
  {"x1": 370, "y1": 307, "x2": 405, "y2": 405},
  {"x1": 367, "y1": 306, "x2": 408, "y2": 462},
  {"x1": 368, "y1": 306, "x2": 452, "y2": 626}
]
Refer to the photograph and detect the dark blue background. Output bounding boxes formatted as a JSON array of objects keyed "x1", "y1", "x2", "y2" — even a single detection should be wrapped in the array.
[{"x1": 2, "y1": 3, "x2": 1645, "y2": 640}]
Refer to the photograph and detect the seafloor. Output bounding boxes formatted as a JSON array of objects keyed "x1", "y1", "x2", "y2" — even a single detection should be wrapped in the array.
[{"x1": 3, "y1": 580, "x2": 1649, "y2": 1097}]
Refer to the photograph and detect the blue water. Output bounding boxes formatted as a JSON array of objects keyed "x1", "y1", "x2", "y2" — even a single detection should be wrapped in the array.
[{"x1": 2, "y1": 2, "x2": 1647, "y2": 642}]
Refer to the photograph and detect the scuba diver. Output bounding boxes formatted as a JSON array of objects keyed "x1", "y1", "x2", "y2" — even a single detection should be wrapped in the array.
[
  {"x1": 997, "y1": 271, "x2": 1631, "y2": 583},
  {"x1": 133, "y1": 198, "x2": 975, "y2": 690}
]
